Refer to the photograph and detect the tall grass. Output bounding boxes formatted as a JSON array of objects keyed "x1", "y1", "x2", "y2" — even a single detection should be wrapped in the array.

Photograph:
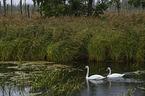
[
  {"x1": 0, "y1": 13, "x2": 144, "y2": 62},
  {"x1": 30, "y1": 69, "x2": 84, "y2": 96},
  {"x1": 119, "y1": 88, "x2": 136, "y2": 96}
]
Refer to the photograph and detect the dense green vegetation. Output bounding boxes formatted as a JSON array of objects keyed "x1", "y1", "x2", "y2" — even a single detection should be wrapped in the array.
[
  {"x1": 32, "y1": 0, "x2": 145, "y2": 17},
  {"x1": 0, "y1": 13, "x2": 144, "y2": 62},
  {"x1": 33, "y1": 0, "x2": 109, "y2": 17},
  {"x1": 30, "y1": 66, "x2": 83, "y2": 95}
]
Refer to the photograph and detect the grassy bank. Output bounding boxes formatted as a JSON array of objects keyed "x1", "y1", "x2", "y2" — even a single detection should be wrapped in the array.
[{"x1": 0, "y1": 13, "x2": 144, "y2": 62}]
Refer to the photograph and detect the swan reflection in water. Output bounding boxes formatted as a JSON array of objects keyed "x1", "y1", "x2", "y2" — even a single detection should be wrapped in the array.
[
  {"x1": 84, "y1": 77, "x2": 144, "y2": 96},
  {"x1": 85, "y1": 79, "x2": 105, "y2": 96},
  {"x1": 86, "y1": 79, "x2": 104, "y2": 90}
]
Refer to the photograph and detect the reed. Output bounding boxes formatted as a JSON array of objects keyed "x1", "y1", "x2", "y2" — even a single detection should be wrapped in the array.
[
  {"x1": 119, "y1": 88, "x2": 136, "y2": 96},
  {"x1": 0, "y1": 13, "x2": 144, "y2": 62},
  {"x1": 0, "y1": 62, "x2": 84, "y2": 95},
  {"x1": 30, "y1": 68, "x2": 84, "y2": 96}
]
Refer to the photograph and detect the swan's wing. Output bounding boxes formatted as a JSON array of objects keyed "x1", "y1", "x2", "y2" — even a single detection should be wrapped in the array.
[
  {"x1": 112, "y1": 73, "x2": 125, "y2": 76},
  {"x1": 88, "y1": 74, "x2": 105, "y2": 79},
  {"x1": 109, "y1": 73, "x2": 125, "y2": 77}
]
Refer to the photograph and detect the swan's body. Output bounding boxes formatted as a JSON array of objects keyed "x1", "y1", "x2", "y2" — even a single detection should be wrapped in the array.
[
  {"x1": 85, "y1": 66, "x2": 105, "y2": 80},
  {"x1": 106, "y1": 67, "x2": 125, "y2": 78}
]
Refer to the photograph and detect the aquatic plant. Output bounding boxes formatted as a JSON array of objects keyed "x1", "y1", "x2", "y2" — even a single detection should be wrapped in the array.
[
  {"x1": 119, "y1": 88, "x2": 136, "y2": 96},
  {"x1": 30, "y1": 71, "x2": 83, "y2": 95},
  {"x1": 0, "y1": 62, "x2": 84, "y2": 95},
  {"x1": 28, "y1": 64, "x2": 84, "y2": 96}
]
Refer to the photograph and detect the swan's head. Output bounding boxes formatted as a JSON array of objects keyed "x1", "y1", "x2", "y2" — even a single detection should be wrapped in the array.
[
  {"x1": 84, "y1": 66, "x2": 89, "y2": 69},
  {"x1": 106, "y1": 67, "x2": 111, "y2": 71}
]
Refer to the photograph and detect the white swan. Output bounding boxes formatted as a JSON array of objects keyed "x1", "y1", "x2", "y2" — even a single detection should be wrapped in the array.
[
  {"x1": 85, "y1": 66, "x2": 105, "y2": 80},
  {"x1": 106, "y1": 67, "x2": 125, "y2": 78}
]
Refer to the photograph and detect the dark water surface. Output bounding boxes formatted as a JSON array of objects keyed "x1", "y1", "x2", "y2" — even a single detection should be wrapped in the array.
[
  {"x1": 0, "y1": 61, "x2": 145, "y2": 96},
  {"x1": 74, "y1": 62, "x2": 145, "y2": 96}
]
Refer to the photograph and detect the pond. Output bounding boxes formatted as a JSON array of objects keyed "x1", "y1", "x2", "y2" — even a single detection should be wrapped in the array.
[
  {"x1": 75, "y1": 62, "x2": 145, "y2": 96},
  {"x1": 0, "y1": 61, "x2": 145, "y2": 96}
]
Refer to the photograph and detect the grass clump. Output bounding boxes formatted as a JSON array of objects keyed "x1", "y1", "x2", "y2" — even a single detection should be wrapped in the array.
[
  {"x1": 119, "y1": 88, "x2": 136, "y2": 96},
  {"x1": 29, "y1": 66, "x2": 84, "y2": 96},
  {"x1": 0, "y1": 13, "x2": 144, "y2": 62},
  {"x1": 0, "y1": 62, "x2": 84, "y2": 95}
]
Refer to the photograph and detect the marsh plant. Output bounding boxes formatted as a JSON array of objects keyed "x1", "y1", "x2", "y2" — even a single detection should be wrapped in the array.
[
  {"x1": 25, "y1": 63, "x2": 84, "y2": 96},
  {"x1": 30, "y1": 69, "x2": 84, "y2": 96},
  {"x1": 0, "y1": 13, "x2": 144, "y2": 62},
  {"x1": 119, "y1": 88, "x2": 136, "y2": 96},
  {"x1": 0, "y1": 62, "x2": 84, "y2": 96}
]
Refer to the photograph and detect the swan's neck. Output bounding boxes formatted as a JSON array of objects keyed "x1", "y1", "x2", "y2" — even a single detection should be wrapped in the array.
[
  {"x1": 86, "y1": 67, "x2": 89, "y2": 78},
  {"x1": 108, "y1": 68, "x2": 111, "y2": 76}
]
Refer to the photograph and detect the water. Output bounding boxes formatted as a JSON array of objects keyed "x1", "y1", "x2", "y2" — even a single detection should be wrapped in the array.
[
  {"x1": 75, "y1": 62, "x2": 145, "y2": 96},
  {"x1": 0, "y1": 61, "x2": 145, "y2": 96}
]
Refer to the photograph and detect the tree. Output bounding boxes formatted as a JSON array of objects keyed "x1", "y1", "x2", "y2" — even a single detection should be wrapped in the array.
[
  {"x1": 25, "y1": 0, "x2": 27, "y2": 13},
  {"x1": 3, "y1": 0, "x2": 6, "y2": 16},
  {"x1": 110, "y1": 0, "x2": 121, "y2": 13},
  {"x1": 0, "y1": 1, "x2": 1, "y2": 13},
  {"x1": 33, "y1": 0, "x2": 66, "y2": 17},
  {"x1": 142, "y1": 1, "x2": 145, "y2": 9},
  {"x1": 27, "y1": 5, "x2": 30, "y2": 18},
  {"x1": 94, "y1": 0, "x2": 109, "y2": 16},
  {"x1": 11, "y1": 0, "x2": 13, "y2": 14},
  {"x1": 88, "y1": 0, "x2": 93, "y2": 16},
  {"x1": 68, "y1": 0, "x2": 85, "y2": 16},
  {"x1": 32, "y1": 0, "x2": 110, "y2": 17},
  {"x1": 20, "y1": 0, "x2": 22, "y2": 14},
  {"x1": 128, "y1": 0, "x2": 145, "y2": 9}
]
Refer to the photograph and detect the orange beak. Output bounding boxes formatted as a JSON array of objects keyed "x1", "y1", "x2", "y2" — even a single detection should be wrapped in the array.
[{"x1": 106, "y1": 69, "x2": 108, "y2": 71}]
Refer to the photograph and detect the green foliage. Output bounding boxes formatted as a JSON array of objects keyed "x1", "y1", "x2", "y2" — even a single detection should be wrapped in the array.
[
  {"x1": 33, "y1": 0, "x2": 63, "y2": 17},
  {"x1": 42, "y1": 1, "x2": 65, "y2": 17},
  {"x1": 33, "y1": 0, "x2": 110, "y2": 17},
  {"x1": 94, "y1": 0, "x2": 109, "y2": 16},
  {"x1": 110, "y1": 0, "x2": 121, "y2": 13},
  {"x1": 128, "y1": 0, "x2": 145, "y2": 8},
  {"x1": 67, "y1": 0, "x2": 86, "y2": 16}
]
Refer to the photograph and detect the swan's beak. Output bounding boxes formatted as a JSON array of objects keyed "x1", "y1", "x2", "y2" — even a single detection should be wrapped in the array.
[
  {"x1": 84, "y1": 67, "x2": 86, "y2": 69},
  {"x1": 106, "y1": 69, "x2": 108, "y2": 71}
]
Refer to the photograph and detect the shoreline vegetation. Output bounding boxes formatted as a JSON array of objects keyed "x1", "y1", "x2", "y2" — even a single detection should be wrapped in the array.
[{"x1": 0, "y1": 12, "x2": 144, "y2": 62}]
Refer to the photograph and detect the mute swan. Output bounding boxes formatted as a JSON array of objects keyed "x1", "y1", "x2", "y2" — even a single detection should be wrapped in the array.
[
  {"x1": 106, "y1": 67, "x2": 125, "y2": 78},
  {"x1": 85, "y1": 66, "x2": 105, "y2": 80}
]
